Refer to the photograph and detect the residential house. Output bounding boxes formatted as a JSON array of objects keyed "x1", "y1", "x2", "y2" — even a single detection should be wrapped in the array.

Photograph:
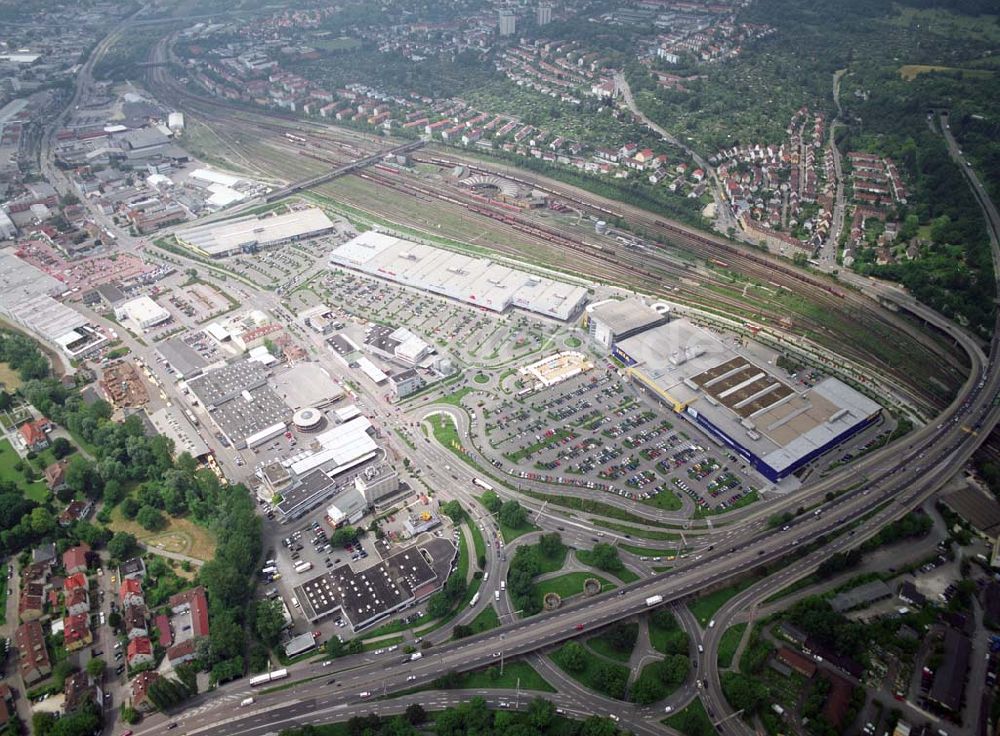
[
  {"x1": 19, "y1": 419, "x2": 50, "y2": 452},
  {"x1": 58, "y1": 499, "x2": 94, "y2": 527},
  {"x1": 64, "y1": 613, "x2": 92, "y2": 652},
  {"x1": 776, "y1": 646, "x2": 816, "y2": 678},
  {"x1": 18, "y1": 582, "x2": 45, "y2": 622},
  {"x1": 126, "y1": 636, "x2": 154, "y2": 667},
  {"x1": 120, "y1": 578, "x2": 144, "y2": 608},
  {"x1": 64, "y1": 670, "x2": 100, "y2": 713},
  {"x1": 130, "y1": 671, "x2": 161, "y2": 713},
  {"x1": 166, "y1": 638, "x2": 196, "y2": 666},
  {"x1": 155, "y1": 614, "x2": 172, "y2": 648},
  {"x1": 168, "y1": 586, "x2": 210, "y2": 638},
  {"x1": 124, "y1": 604, "x2": 149, "y2": 641},
  {"x1": 32, "y1": 543, "x2": 57, "y2": 567},
  {"x1": 15, "y1": 621, "x2": 51, "y2": 684},
  {"x1": 120, "y1": 557, "x2": 146, "y2": 581},
  {"x1": 65, "y1": 571, "x2": 88, "y2": 594},
  {"x1": 66, "y1": 587, "x2": 90, "y2": 617},
  {"x1": 62, "y1": 543, "x2": 91, "y2": 575},
  {"x1": 44, "y1": 460, "x2": 70, "y2": 493}
]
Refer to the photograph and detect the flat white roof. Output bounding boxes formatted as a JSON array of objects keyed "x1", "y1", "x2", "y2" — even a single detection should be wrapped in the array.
[
  {"x1": 329, "y1": 231, "x2": 588, "y2": 321},
  {"x1": 177, "y1": 207, "x2": 335, "y2": 256},
  {"x1": 190, "y1": 168, "x2": 244, "y2": 188},
  {"x1": 357, "y1": 356, "x2": 388, "y2": 384},
  {"x1": 285, "y1": 416, "x2": 377, "y2": 476},
  {"x1": 119, "y1": 295, "x2": 170, "y2": 325}
]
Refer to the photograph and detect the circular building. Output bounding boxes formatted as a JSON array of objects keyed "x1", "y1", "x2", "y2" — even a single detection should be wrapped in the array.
[{"x1": 292, "y1": 407, "x2": 323, "y2": 432}]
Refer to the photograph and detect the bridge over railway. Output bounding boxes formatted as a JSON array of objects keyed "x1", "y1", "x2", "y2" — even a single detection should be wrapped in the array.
[{"x1": 264, "y1": 140, "x2": 425, "y2": 202}]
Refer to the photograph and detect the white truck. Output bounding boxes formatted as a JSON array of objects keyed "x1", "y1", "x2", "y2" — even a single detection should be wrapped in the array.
[
  {"x1": 293, "y1": 561, "x2": 313, "y2": 574},
  {"x1": 771, "y1": 704, "x2": 785, "y2": 717},
  {"x1": 241, "y1": 697, "x2": 255, "y2": 707},
  {"x1": 645, "y1": 595, "x2": 664, "y2": 607},
  {"x1": 410, "y1": 652, "x2": 423, "y2": 661}
]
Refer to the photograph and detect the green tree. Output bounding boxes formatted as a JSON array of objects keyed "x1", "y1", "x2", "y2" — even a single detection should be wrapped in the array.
[
  {"x1": 29, "y1": 507, "x2": 55, "y2": 537},
  {"x1": 86, "y1": 658, "x2": 105, "y2": 678},
  {"x1": 498, "y1": 500, "x2": 527, "y2": 529},
  {"x1": 538, "y1": 532, "x2": 563, "y2": 558},
  {"x1": 255, "y1": 598, "x2": 286, "y2": 648},
  {"x1": 404, "y1": 703, "x2": 426, "y2": 725},
  {"x1": 441, "y1": 500, "x2": 464, "y2": 523},
  {"x1": 51, "y1": 437, "x2": 73, "y2": 459},
  {"x1": 560, "y1": 641, "x2": 587, "y2": 672},
  {"x1": 136, "y1": 505, "x2": 165, "y2": 531},
  {"x1": 481, "y1": 490, "x2": 502, "y2": 513},
  {"x1": 107, "y1": 532, "x2": 137, "y2": 561},
  {"x1": 120, "y1": 497, "x2": 140, "y2": 519},
  {"x1": 588, "y1": 543, "x2": 624, "y2": 572}
]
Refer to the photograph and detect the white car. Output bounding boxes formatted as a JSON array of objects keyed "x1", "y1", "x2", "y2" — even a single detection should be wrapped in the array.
[
  {"x1": 664, "y1": 706, "x2": 673, "y2": 714},
  {"x1": 360, "y1": 691, "x2": 371, "y2": 699}
]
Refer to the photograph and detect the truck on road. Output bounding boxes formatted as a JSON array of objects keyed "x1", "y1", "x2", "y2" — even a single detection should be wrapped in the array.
[
  {"x1": 409, "y1": 652, "x2": 423, "y2": 661},
  {"x1": 645, "y1": 595, "x2": 663, "y2": 607}
]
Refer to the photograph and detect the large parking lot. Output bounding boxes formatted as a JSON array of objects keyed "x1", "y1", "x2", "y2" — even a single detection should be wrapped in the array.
[
  {"x1": 312, "y1": 270, "x2": 584, "y2": 369},
  {"x1": 473, "y1": 367, "x2": 761, "y2": 513}
]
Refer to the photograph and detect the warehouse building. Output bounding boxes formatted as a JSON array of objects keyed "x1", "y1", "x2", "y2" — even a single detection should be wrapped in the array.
[
  {"x1": 187, "y1": 360, "x2": 290, "y2": 449},
  {"x1": 329, "y1": 231, "x2": 588, "y2": 321},
  {"x1": 175, "y1": 207, "x2": 335, "y2": 258},
  {"x1": 614, "y1": 319, "x2": 882, "y2": 482},
  {"x1": 115, "y1": 295, "x2": 171, "y2": 330},
  {"x1": 586, "y1": 298, "x2": 669, "y2": 349},
  {"x1": 293, "y1": 537, "x2": 456, "y2": 630}
]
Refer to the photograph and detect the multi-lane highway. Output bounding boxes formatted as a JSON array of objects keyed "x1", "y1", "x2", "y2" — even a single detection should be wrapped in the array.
[{"x1": 43, "y1": 16, "x2": 1000, "y2": 735}]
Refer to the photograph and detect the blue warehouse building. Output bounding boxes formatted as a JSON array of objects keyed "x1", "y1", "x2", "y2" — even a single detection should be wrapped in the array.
[{"x1": 611, "y1": 319, "x2": 882, "y2": 483}]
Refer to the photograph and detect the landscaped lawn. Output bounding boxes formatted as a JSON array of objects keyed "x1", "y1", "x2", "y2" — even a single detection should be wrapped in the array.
[
  {"x1": 535, "y1": 543, "x2": 568, "y2": 576},
  {"x1": 468, "y1": 605, "x2": 500, "y2": 634},
  {"x1": 536, "y1": 572, "x2": 615, "y2": 605},
  {"x1": 717, "y1": 623, "x2": 748, "y2": 669},
  {"x1": 662, "y1": 696, "x2": 715, "y2": 736},
  {"x1": 574, "y1": 549, "x2": 640, "y2": 583},
  {"x1": 0, "y1": 438, "x2": 49, "y2": 502},
  {"x1": 108, "y1": 505, "x2": 217, "y2": 562},
  {"x1": 437, "y1": 387, "x2": 474, "y2": 407},
  {"x1": 641, "y1": 489, "x2": 683, "y2": 512},
  {"x1": 551, "y1": 642, "x2": 629, "y2": 700},
  {"x1": 648, "y1": 610, "x2": 690, "y2": 656},
  {"x1": 586, "y1": 624, "x2": 638, "y2": 663},
  {"x1": 688, "y1": 579, "x2": 758, "y2": 627},
  {"x1": 449, "y1": 660, "x2": 555, "y2": 692}
]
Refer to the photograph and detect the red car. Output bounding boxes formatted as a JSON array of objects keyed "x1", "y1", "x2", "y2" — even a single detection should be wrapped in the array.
[{"x1": 575, "y1": 624, "x2": 584, "y2": 631}]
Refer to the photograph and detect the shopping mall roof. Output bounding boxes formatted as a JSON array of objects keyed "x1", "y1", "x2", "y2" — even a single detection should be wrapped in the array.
[
  {"x1": 329, "y1": 231, "x2": 588, "y2": 320},
  {"x1": 616, "y1": 319, "x2": 881, "y2": 477},
  {"x1": 176, "y1": 207, "x2": 335, "y2": 257}
]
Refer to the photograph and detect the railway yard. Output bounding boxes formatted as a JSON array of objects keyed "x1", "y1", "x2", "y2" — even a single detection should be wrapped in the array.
[{"x1": 3, "y1": 16, "x2": 999, "y2": 736}]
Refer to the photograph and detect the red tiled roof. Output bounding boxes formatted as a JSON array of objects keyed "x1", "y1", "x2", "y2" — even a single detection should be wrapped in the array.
[
  {"x1": 155, "y1": 614, "x2": 172, "y2": 647},
  {"x1": 62, "y1": 544, "x2": 90, "y2": 572},
  {"x1": 65, "y1": 572, "x2": 88, "y2": 591},
  {"x1": 127, "y1": 636, "x2": 153, "y2": 660},
  {"x1": 120, "y1": 578, "x2": 143, "y2": 601},
  {"x1": 167, "y1": 638, "x2": 195, "y2": 662},
  {"x1": 169, "y1": 586, "x2": 209, "y2": 637},
  {"x1": 19, "y1": 421, "x2": 47, "y2": 447},
  {"x1": 130, "y1": 671, "x2": 160, "y2": 705},
  {"x1": 63, "y1": 613, "x2": 90, "y2": 645}
]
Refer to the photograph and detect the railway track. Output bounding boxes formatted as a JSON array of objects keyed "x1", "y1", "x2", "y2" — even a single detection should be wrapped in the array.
[{"x1": 144, "y1": 39, "x2": 959, "y2": 412}]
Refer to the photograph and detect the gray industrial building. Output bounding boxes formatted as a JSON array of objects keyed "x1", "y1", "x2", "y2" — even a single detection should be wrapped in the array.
[
  {"x1": 293, "y1": 538, "x2": 456, "y2": 630},
  {"x1": 187, "y1": 360, "x2": 290, "y2": 449},
  {"x1": 587, "y1": 298, "x2": 669, "y2": 349}
]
